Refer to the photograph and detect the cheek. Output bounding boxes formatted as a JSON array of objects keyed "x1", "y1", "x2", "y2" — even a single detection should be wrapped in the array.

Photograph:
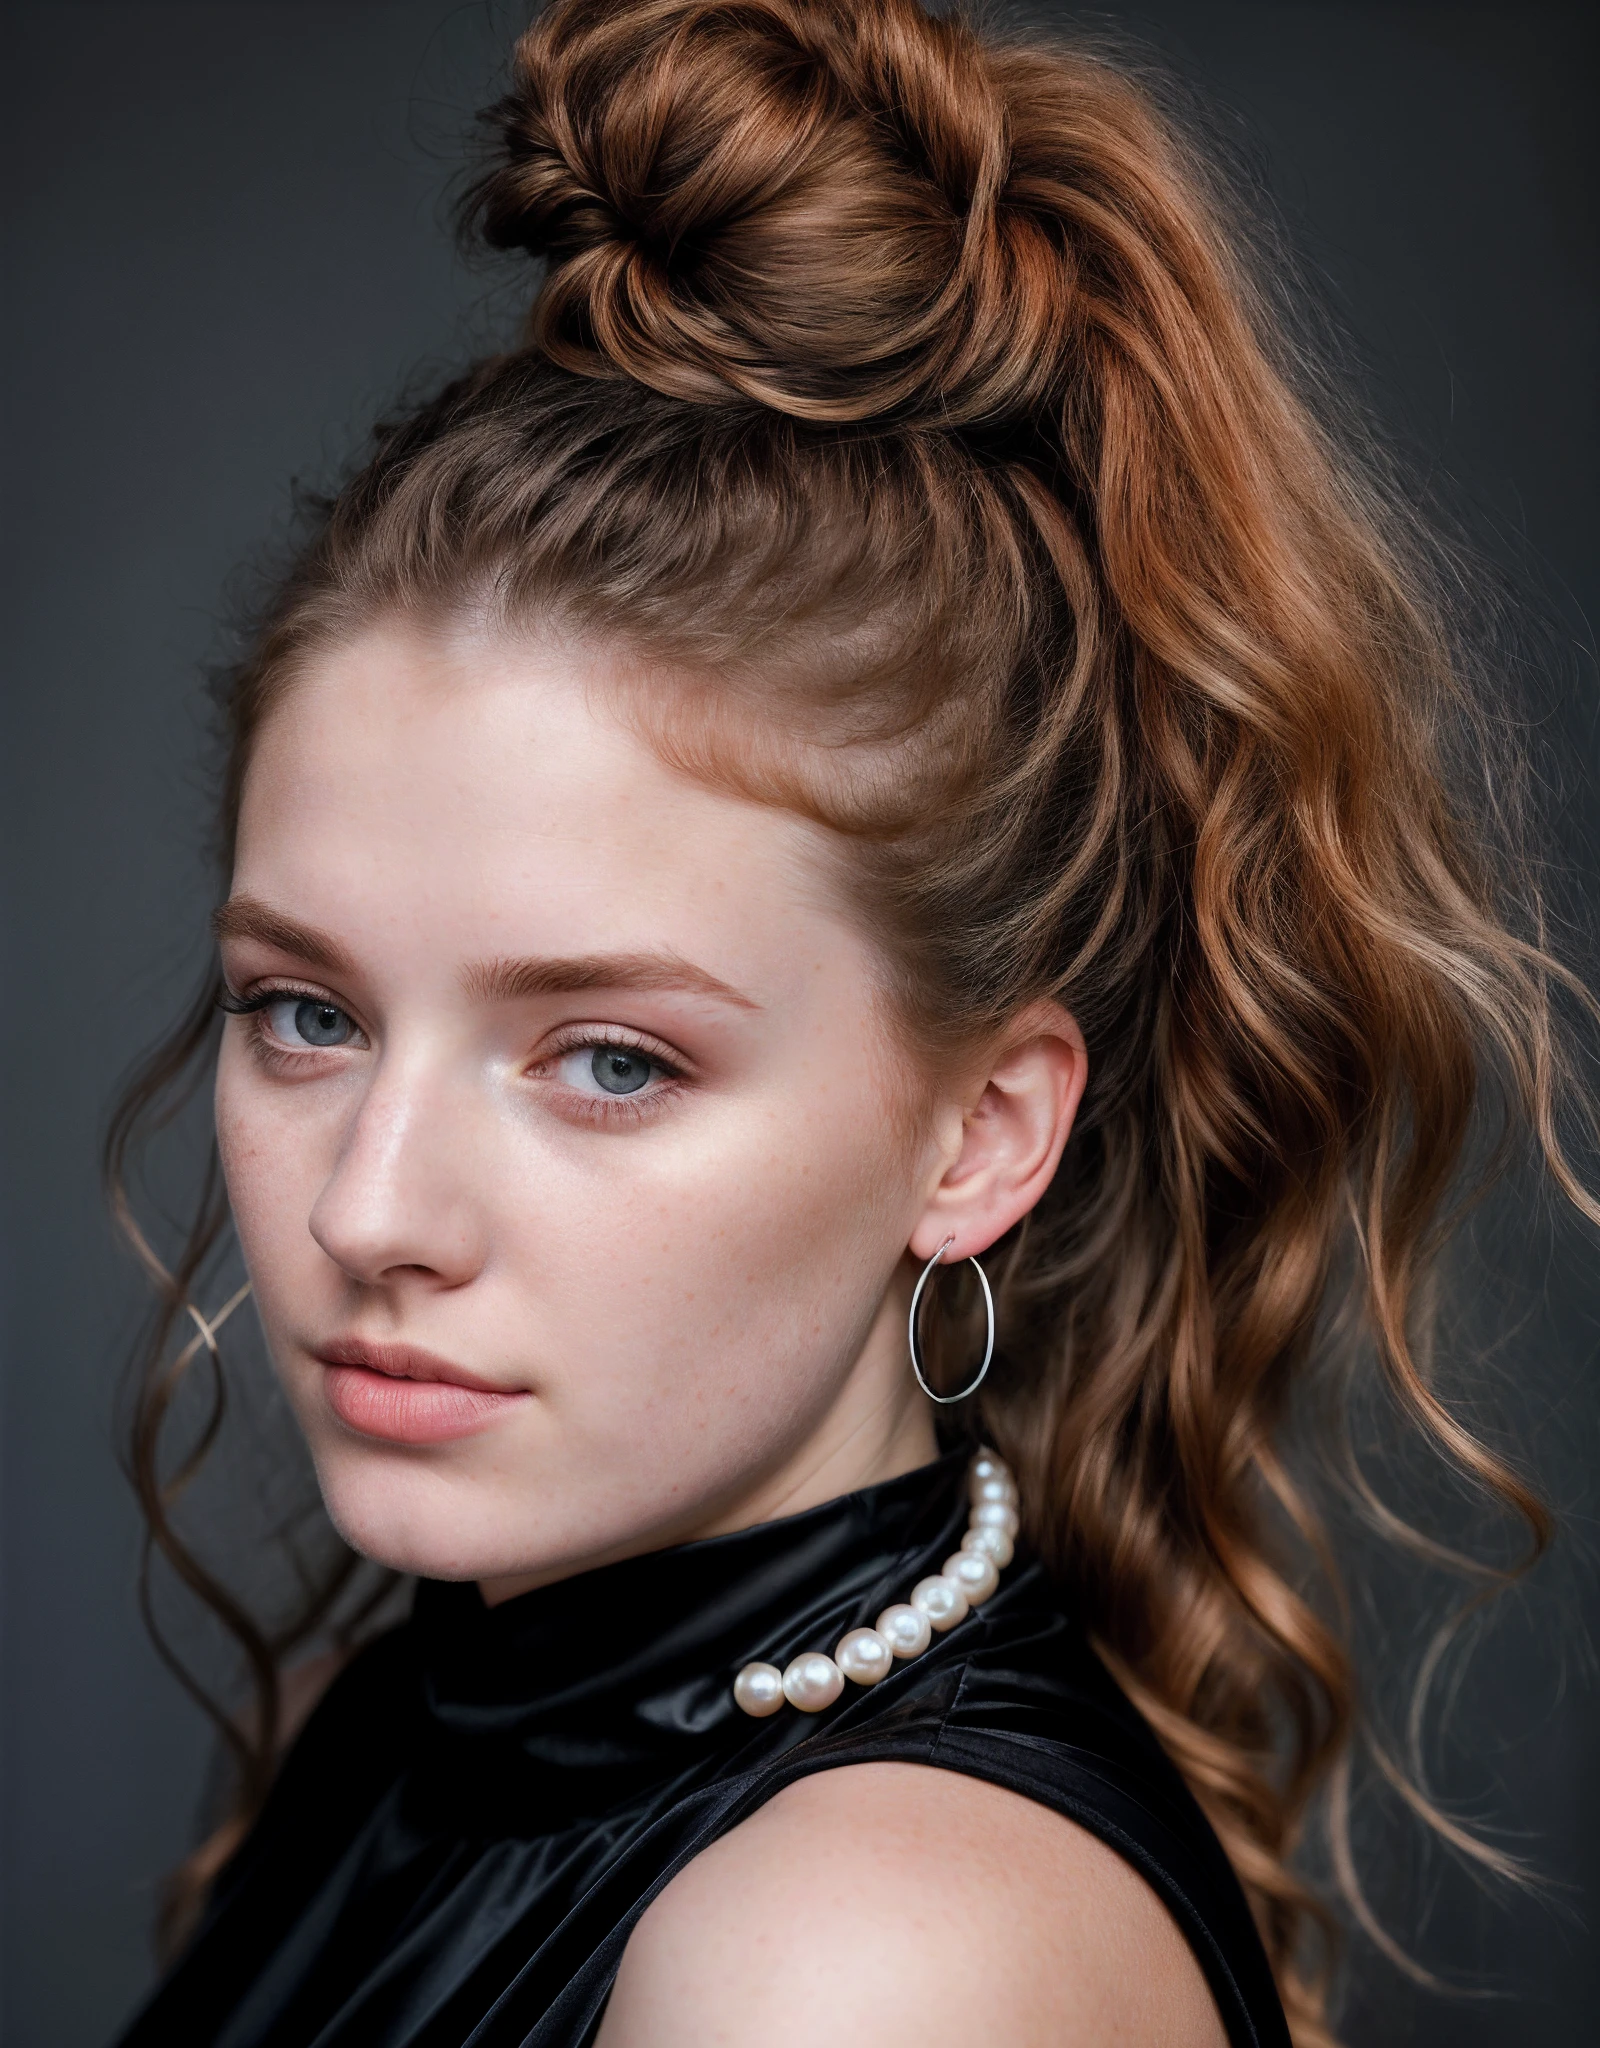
[
  {"x1": 214, "y1": 1038, "x2": 327, "y2": 1324},
  {"x1": 508, "y1": 1033, "x2": 922, "y2": 1435}
]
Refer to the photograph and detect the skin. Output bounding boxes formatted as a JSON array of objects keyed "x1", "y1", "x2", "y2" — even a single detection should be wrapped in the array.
[
  {"x1": 599, "y1": 1767, "x2": 1227, "y2": 2048},
  {"x1": 216, "y1": 613, "x2": 1221, "y2": 2042}
]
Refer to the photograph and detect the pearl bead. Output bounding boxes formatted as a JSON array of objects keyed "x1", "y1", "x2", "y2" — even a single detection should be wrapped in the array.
[
  {"x1": 909, "y1": 1575, "x2": 970, "y2": 1631},
  {"x1": 782, "y1": 1652, "x2": 845, "y2": 1712},
  {"x1": 943, "y1": 1549, "x2": 1000, "y2": 1604},
  {"x1": 970, "y1": 1451, "x2": 1011, "y2": 1488},
  {"x1": 732, "y1": 1662, "x2": 786, "y2": 1717},
  {"x1": 962, "y1": 1523, "x2": 1014, "y2": 1568},
  {"x1": 875, "y1": 1603, "x2": 933, "y2": 1659},
  {"x1": 971, "y1": 1500, "x2": 1020, "y2": 1539},
  {"x1": 835, "y1": 1627, "x2": 894, "y2": 1686},
  {"x1": 972, "y1": 1474, "x2": 1019, "y2": 1510}
]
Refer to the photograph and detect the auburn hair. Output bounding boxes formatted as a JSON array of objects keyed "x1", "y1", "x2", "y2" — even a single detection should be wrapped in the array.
[{"x1": 107, "y1": 2, "x2": 1592, "y2": 2037}]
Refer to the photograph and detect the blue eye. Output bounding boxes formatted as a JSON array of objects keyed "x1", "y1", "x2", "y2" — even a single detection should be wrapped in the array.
[
  {"x1": 589, "y1": 1046, "x2": 653, "y2": 1095},
  {"x1": 267, "y1": 997, "x2": 356, "y2": 1048},
  {"x1": 553, "y1": 1041, "x2": 668, "y2": 1099}
]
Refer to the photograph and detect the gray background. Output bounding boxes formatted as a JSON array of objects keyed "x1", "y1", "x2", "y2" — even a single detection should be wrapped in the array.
[{"x1": 2, "y1": 2, "x2": 1596, "y2": 2043}]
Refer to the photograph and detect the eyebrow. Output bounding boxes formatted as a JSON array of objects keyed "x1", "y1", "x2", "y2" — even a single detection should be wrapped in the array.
[
  {"x1": 462, "y1": 952, "x2": 760, "y2": 1011},
  {"x1": 212, "y1": 897, "x2": 356, "y2": 974},
  {"x1": 213, "y1": 896, "x2": 758, "y2": 1012}
]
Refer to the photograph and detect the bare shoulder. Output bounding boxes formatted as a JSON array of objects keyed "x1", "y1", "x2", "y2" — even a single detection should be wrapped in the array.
[{"x1": 595, "y1": 1762, "x2": 1228, "y2": 2048}]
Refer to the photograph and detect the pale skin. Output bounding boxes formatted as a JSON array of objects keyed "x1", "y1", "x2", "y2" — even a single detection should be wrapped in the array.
[{"x1": 216, "y1": 615, "x2": 1224, "y2": 2046}]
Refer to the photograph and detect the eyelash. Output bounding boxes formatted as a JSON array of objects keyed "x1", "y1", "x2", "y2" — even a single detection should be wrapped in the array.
[
  {"x1": 217, "y1": 983, "x2": 361, "y2": 1071},
  {"x1": 217, "y1": 986, "x2": 689, "y2": 1121},
  {"x1": 218, "y1": 984, "x2": 327, "y2": 1018},
  {"x1": 534, "y1": 1026, "x2": 687, "y2": 1125}
]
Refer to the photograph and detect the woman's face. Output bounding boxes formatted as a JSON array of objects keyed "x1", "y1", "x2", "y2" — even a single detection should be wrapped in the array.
[{"x1": 217, "y1": 618, "x2": 968, "y2": 1595}]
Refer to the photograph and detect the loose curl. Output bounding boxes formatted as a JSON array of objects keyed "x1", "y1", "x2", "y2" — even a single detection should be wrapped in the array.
[{"x1": 111, "y1": 3, "x2": 1594, "y2": 2036}]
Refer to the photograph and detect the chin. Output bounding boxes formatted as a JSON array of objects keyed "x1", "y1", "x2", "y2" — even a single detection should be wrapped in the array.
[{"x1": 309, "y1": 1442, "x2": 549, "y2": 1583}]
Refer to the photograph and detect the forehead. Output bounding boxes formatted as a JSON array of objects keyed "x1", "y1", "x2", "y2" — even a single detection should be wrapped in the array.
[{"x1": 233, "y1": 619, "x2": 846, "y2": 985}]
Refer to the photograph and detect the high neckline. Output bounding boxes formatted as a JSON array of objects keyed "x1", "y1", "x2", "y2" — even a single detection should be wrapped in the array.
[
  {"x1": 408, "y1": 1448, "x2": 971, "y2": 1821},
  {"x1": 130, "y1": 1439, "x2": 1293, "y2": 2048}
]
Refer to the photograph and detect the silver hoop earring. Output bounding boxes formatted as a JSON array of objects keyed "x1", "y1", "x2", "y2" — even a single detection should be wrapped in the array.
[{"x1": 908, "y1": 1237, "x2": 995, "y2": 1405}]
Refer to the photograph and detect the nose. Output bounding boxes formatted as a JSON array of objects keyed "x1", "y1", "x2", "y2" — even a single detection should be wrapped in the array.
[{"x1": 308, "y1": 1055, "x2": 488, "y2": 1292}]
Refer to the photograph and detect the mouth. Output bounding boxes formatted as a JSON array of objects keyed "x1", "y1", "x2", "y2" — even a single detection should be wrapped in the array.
[{"x1": 313, "y1": 1338, "x2": 532, "y2": 1446}]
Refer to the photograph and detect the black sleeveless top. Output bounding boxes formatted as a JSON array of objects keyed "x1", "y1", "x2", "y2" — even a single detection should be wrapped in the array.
[{"x1": 117, "y1": 1450, "x2": 1289, "y2": 2047}]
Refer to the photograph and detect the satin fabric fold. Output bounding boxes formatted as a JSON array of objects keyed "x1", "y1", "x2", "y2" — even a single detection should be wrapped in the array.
[{"x1": 116, "y1": 1449, "x2": 1289, "y2": 2048}]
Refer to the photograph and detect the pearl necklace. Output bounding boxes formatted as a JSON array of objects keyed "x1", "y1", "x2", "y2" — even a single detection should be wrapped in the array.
[{"x1": 733, "y1": 1450, "x2": 1020, "y2": 1717}]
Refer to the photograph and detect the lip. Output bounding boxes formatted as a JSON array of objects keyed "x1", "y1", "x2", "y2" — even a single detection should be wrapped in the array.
[{"x1": 313, "y1": 1338, "x2": 531, "y2": 1446}]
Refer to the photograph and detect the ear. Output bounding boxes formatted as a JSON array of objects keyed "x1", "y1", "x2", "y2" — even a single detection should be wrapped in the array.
[{"x1": 909, "y1": 1003, "x2": 1087, "y2": 1264}]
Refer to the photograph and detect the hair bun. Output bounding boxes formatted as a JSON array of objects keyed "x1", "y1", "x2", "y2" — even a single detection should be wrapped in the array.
[{"x1": 470, "y1": 0, "x2": 1069, "y2": 425}]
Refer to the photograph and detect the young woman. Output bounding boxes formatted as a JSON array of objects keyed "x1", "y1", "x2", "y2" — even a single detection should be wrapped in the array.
[{"x1": 108, "y1": 3, "x2": 1587, "y2": 2044}]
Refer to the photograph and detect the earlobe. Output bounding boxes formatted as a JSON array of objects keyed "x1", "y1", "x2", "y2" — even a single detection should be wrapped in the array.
[{"x1": 909, "y1": 1004, "x2": 1087, "y2": 1264}]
